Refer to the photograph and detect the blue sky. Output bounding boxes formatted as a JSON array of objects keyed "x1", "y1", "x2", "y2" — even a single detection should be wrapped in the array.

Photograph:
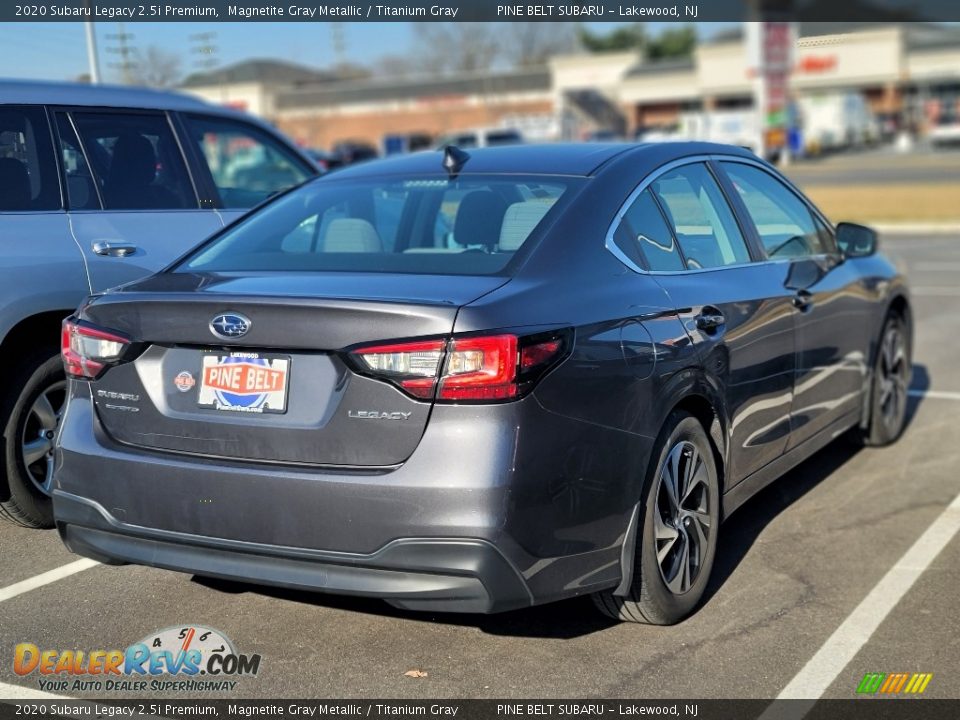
[{"x1": 0, "y1": 21, "x2": 725, "y2": 83}]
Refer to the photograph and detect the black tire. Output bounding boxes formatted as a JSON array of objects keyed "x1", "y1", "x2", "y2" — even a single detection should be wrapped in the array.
[
  {"x1": 859, "y1": 313, "x2": 911, "y2": 447},
  {"x1": 0, "y1": 353, "x2": 65, "y2": 528},
  {"x1": 592, "y1": 411, "x2": 720, "y2": 624}
]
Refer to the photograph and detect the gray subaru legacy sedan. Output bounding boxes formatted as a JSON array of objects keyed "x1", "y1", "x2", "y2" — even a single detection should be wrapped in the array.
[
  {"x1": 52, "y1": 143, "x2": 910, "y2": 623},
  {"x1": 0, "y1": 80, "x2": 316, "y2": 528}
]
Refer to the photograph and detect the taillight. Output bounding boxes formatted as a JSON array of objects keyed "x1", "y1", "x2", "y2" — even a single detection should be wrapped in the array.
[
  {"x1": 61, "y1": 318, "x2": 130, "y2": 379},
  {"x1": 353, "y1": 340, "x2": 445, "y2": 399},
  {"x1": 438, "y1": 335, "x2": 518, "y2": 400},
  {"x1": 349, "y1": 331, "x2": 569, "y2": 403}
]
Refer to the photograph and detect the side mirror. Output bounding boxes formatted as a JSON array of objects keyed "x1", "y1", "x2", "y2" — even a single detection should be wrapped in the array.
[
  {"x1": 785, "y1": 256, "x2": 828, "y2": 291},
  {"x1": 836, "y1": 222, "x2": 878, "y2": 258}
]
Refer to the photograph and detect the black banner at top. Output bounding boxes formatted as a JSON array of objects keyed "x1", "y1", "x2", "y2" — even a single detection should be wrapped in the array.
[{"x1": 4, "y1": 0, "x2": 960, "y2": 23}]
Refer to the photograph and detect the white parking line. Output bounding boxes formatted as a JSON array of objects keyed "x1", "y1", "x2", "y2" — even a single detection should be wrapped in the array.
[
  {"x1": 911, "y1": 261, "x2": 960, "y2": 272},
  {"x1": 910, "y1": 287, "x2": 960, "y2": 297},
  {"x1": 774, "y1": 489, "x2": 960, "y2": 701},
  {"x1": 908, "y1": 389, "x2": 960, "y2": 401},
  {"x1": 0, "y1": 558, "x2": 98, "y2": 603}
]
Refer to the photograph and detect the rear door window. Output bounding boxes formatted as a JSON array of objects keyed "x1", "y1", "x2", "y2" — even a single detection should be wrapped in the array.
[
  {"x1": 721, "y1": 162, "x2": 832, "y2": 258},
  {"x1": 650, "y1": 163, "x2": 751, "y2": 270},
  {"x1": 0, "y1": 106, "x2": 60, "y2": 211},
  {"x1": 613, "y1": 189, "x2": 685, "y2": 272},
  {"x1": 182, "y1": 114, "x2": 312, "y2": 209},
  {"x1": 70, "y1": 111, "x2": 196, "y2": 210}
]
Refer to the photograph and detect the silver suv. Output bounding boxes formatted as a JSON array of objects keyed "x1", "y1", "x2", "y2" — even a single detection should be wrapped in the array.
[{"x1": 0, "y1": 80, "x2": 317, "y2": 527}]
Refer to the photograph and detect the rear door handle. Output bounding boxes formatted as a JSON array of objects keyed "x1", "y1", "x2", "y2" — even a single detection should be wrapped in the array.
[
  {"x1": 695, "y1": 308, "x2": 725, "y2": 331},
  {"x1": 92, "y1": 241, "x2": 138, "y2": 257},
  {"x1": 792, "y1": 290, "x2": 813, "y2": 310}
]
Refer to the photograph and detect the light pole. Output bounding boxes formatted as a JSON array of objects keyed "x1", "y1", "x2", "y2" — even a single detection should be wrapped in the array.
[{"x1": 83, "y1": 0, "x2": 101, "y2": 83}]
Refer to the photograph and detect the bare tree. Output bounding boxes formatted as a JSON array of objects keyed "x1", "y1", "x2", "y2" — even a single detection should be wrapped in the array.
[
  {"x1": 504, "y1": 23, "x2": 576, "y2": 67},
  {"x1": 372, "y1": 54, "x2": 419, "y2": 80},
  {"x1": 129, "y1": 45, "x2": 182, "y2": 88},
  {"x1": 413, "y1": 23, "x2": 501, "y2": 75}
]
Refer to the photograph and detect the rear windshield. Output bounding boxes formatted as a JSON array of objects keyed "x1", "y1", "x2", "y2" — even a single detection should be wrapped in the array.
[{"x1": 178, "y1": 174, "x2": 577, "y2": 276}]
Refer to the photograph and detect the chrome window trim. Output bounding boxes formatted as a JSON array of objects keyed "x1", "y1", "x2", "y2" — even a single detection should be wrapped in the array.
[
  {"x1": 165, "y1": 110, "x2": 204, "y2": 209},
  {"x1": 604, "y1": 153, "x2": 836, "y2": 276}
]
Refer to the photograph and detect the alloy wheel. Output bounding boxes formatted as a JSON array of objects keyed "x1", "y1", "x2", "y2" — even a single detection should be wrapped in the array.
[
  {"x1": 654, "y1": 440, "x2": 712, "y2": 594},
  {"x1": 878, "y1": 324, "x2": 908, "y2": 433},
  {"x1": 21, "y1": 380, "x2": 66, "y2": 496}
]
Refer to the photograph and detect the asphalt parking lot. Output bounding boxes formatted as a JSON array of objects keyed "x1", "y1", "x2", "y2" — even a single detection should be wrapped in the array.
[
  {"x1": 787, "y1": 144, "x2": 960, "y2": 186},
  {"x1": 1, "y1": 232, "x2": 959, "y2": 702}
]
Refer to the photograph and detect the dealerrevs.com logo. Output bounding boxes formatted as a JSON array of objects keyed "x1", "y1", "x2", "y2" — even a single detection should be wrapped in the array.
[
  {"x1": 856, "y1": 672, "x2": 934, "y2": 695},
  {"x1": 14, "y1": 625, "x2": 261, "y2": 693}
]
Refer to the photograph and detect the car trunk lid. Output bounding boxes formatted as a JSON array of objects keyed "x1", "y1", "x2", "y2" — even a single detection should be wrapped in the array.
[{"x1": 79, "y1": 272, "x2": 507, "y2": 466}]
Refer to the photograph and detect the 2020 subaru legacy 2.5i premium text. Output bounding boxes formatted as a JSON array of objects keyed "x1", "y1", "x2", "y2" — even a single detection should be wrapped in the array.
[{"x1": 52, "y1": 142, "x2": 911, "y2": 623}]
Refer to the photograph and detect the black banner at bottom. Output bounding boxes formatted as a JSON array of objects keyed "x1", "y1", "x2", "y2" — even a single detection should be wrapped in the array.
[{"x1": 1, "y1": 700, "x2": 959, "y2": 720}]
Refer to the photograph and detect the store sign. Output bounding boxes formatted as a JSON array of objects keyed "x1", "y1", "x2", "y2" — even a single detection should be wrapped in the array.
[
  {"x1": 796, "y1": 54, "x2": 838, "y2": 74},
  {"x1": 746, "y1": 21, "x2": 796, "y2": 154}
]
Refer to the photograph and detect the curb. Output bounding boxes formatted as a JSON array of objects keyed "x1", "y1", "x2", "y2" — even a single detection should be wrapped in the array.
[{"x1": 872, "y1": 223, "x2": 960, "y2": 235}]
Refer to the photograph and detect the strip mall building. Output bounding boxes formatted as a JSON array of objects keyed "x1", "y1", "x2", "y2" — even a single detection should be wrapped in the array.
[{"x1": 181, "y1": 23, "x2": 960, "y2": 150}]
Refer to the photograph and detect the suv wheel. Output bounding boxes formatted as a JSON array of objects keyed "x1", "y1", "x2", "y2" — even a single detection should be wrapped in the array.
[
  {"x1": 0, "y1": 353, "x2": 65, "y2": 528},
  {"x1": 592, "y1": 411, "x2": 720, "y2": 624}
]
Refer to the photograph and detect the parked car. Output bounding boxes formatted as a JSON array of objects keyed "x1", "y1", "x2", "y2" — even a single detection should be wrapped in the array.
[
  {"x1": 306, "y1": 148, "x2": 344, "y2": 173},
  {"x1": 584, "y1": 129, "x2": 625, "y2": 142},
  {"x1": 383, "y1": 132, "x2": 434, "y2": 156},
  {"x1": 330, "y1": 141, "x2": 379, "y2": 165},
  {"x1": 0, "y1": 80, "x2": 317, "y2": 528},
  {"x1": 634, "y1": 123, "x2": 684, "y2": 143},
  {"x1": 53, "y1": 143, "x2": 910, "y2": 623},
  {"x1": 435, "y1": 127, "x2": 524, "y2": 149},
  {"x1": 929, "y1": 110, "x2": 960, "y2": 147},
  {"x1": 637, "y1": 113, "x2": 764, "y2": 155}
]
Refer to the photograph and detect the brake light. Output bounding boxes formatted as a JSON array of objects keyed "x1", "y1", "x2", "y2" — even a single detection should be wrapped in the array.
[
  {"x1": 520, "y1": 339, "x2": 562, "y2": 370},
  {"x1": 349, "y1": 331, "x2": 568, "y2": 402},
  {"x1": 61, "y1": 319, "x2": 130, "y2": 379},
  {"x1": 439, "y1": 335, "x2": 517, "y2": 400}
]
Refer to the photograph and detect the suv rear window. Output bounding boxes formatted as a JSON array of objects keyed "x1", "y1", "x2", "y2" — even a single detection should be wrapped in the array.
[{"x1": 179, "y1": 175, "x2": 576, "y2": 275}]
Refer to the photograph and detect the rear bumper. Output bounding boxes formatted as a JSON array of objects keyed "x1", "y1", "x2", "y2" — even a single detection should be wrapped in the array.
[
  {"x1": 55, "y1": 491, "x2": 533, "y2": 614},
  {"x1": 54, "y1": 389, "x2": 643, "y2": 612}
]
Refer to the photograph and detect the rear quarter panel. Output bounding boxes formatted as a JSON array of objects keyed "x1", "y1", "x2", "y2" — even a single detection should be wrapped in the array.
[
  {"x1": 0, "y1": 213, "x2": 89, "y2": 346},
  {"x1": 454, "y1": 168, "x2": 705, "y2": 560}
]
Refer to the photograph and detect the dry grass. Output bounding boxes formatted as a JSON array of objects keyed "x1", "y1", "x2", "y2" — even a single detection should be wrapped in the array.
[{"x1": 802, "y1": 183, "x2": 960, "y2": 224}]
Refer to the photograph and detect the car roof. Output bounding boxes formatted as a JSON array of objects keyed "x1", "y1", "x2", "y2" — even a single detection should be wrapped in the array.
[
  {"x1": 326, "y1": 142, "x2": 759, "y2": 180},
  {"x1": 0, "y1": 78, "x2": 213, "y2": 112}
]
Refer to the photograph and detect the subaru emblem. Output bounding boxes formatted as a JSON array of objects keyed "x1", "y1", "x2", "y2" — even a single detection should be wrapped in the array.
[{"x1": 210, "y1": 313, "x2": 251, "y2": 340}]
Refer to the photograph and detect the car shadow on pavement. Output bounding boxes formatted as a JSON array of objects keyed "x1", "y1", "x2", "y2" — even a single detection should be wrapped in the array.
[
  {"x1": 192, "y1": 365, "x2": 929, "y2": 639},
  {"x1": 193, "y1": 573, "x2": 612, "y2": 639},
  {"x1": 704, "y1": 362, "x2": 928, "y2": 606}
]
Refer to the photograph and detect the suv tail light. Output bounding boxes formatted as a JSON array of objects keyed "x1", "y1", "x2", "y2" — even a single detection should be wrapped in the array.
[
  {"x1": 61, "y1": 319, "x2": 130, "y2": 379},
  {"x1": 350, "y1": 330, "x2": 569, "y2": 402}
]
